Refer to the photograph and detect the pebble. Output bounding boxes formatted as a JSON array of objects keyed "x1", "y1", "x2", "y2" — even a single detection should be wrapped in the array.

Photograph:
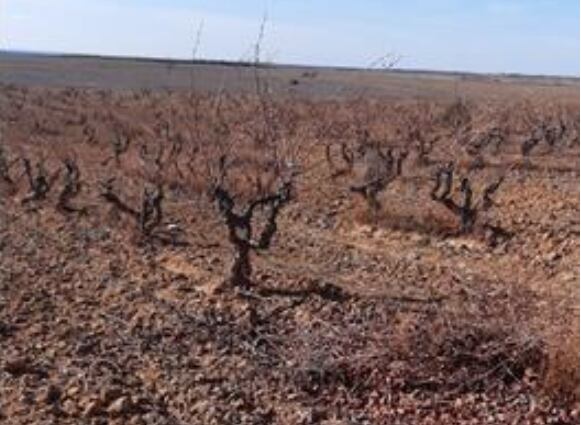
[
  {"x1": 83, "y1": 399, "x2": 102, "y2": 417},
  {"x1": 107, "y1": 396, "x2": 132, "y2": 416}
]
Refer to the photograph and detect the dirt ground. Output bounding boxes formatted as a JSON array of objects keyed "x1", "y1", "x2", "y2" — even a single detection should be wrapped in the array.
[{"x1": 0, "y1": 60, "x2": 579, "y2": 424}]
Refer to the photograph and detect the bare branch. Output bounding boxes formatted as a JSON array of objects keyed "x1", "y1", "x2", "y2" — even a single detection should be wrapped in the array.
[
  {"x1": 350, "y1": 146, "x2": 408, "y2": 214},
  {"x1": 99, "y1": 179, "x2": 139, "y2": 219},
  {"x1": 481, "y1": 175, "x2": 504, "y2": 211},
  {"x1": 0, "y1": 144, "x2": 19, "y2": 187},
  {"x1": 102, "y1": 129, "x2": 131, "y2": 167},
  {"x1": 21, "y1": 158, "x2": 59, "y2": 205},
  {"x1": 431, "y1": 164, "x2": 505, "y2": 234},
  {"x1": 212, "y1": 179, "x2": 293, "y2": 289},
  {"x1": 56, "y1": 158, "x2": 84, "y2": 213}
]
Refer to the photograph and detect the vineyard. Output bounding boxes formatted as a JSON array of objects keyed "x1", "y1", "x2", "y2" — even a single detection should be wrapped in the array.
[{"x1": 0, "y1": 79, "x2": 579, "y2": 424}]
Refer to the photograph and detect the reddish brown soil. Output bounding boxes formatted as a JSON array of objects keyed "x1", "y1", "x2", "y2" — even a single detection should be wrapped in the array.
[{"x1": 0, "y1": 81, "x2": 578, "y2": 424}]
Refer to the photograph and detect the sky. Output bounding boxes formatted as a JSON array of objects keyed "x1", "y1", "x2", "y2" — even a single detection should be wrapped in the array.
[{"x1": 0, "y1": 0, "x2": 579, "y2": 76}]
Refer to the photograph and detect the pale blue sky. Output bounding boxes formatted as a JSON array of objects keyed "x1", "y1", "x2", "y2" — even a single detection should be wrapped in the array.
[{"x1": 1, "y1": 0, "x2": 579, "y2": 75}]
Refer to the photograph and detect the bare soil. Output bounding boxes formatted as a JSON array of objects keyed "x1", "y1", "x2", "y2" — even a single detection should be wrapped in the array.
[{"x1": 0, "y1": 61, "x2": 578, "y2": 424}]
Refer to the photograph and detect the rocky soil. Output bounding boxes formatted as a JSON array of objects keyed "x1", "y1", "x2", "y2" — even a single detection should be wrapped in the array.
[{"x1": 0, "y1": 85, "x2": 578, "y2": 424}]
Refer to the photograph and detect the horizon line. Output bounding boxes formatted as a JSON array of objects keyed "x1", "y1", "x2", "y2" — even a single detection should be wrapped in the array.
[{"x1": 1, "y1": 48, "x2": 579, "y2": 81}]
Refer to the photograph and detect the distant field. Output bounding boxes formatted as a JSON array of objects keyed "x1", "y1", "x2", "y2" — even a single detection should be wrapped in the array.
[{"x1": 0, "y1": 51, "x2": 578, "y2": 100}]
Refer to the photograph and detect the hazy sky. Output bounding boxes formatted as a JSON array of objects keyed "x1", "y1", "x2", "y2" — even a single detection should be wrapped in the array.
[{"x1": 1, "y1": 0, "x2": 579, "y2": 75}]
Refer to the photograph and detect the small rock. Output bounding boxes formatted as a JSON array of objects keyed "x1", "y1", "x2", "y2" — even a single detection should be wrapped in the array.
[
  {"x1": 107, "y1": 396, "x2": 132, "y2": 416},
  {"x1": 360, "y1": 225, "x2": 376, "y2": 237},
  {"x1": 83, "y1": 399, "x2": 102, "y2": 417},
  {"x1": 492, "y1": 244, "x2": 507, "y2": 255},
  {"x1": 410, "y1": 233, "x2": 430, "y2": 246},
  {"x1": 66, "y1": 385, "x2": 81, "y2": 398},
  {"x1": 544, "y1": 251, "x2": 561, "y2": 262},
  {"x1": 61, "y1": 399, "x2": 78, "y2": 416},
  {"x1": 406, "y1": 252, "x2": 420, "y2": 262}
]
